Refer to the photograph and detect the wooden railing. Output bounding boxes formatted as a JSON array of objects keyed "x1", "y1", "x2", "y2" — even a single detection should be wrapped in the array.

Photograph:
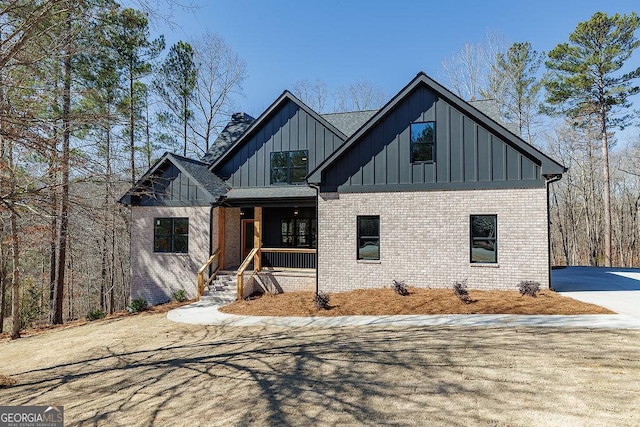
[
  {"x1": 197, "y1": 249, "x2": 221, "y2": 299},
  {"x1": 235, "y1": 247, "x2": 317, "y2": 300},
  {"x1": 236, "y1": 247, "x2": 259, "y2": 300},
  {"x1": 261, "y1": 247, "x2": 317, "y2": 269}
]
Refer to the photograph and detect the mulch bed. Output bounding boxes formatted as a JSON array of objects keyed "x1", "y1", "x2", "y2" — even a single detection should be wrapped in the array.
[{"x1": 219, "y1": 287, "x2": 614, "y2": 317}]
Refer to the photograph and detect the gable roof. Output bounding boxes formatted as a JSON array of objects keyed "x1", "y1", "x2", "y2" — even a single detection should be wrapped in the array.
[
  {"x1": 308, "y1": 72, "x2": 566, "y2": 183},
  {"x1": 209, "y1": 90, "x2": 348, "y2": 172},
  {"x1": 118, "y1": 152, "x2": 228, "y2": 205},
  {"x1": 321, "y1": 110, "x2": 377, "y2": 137},
  {"x1": 201, "y1": 112, "x2": 255, "y2": 165}
]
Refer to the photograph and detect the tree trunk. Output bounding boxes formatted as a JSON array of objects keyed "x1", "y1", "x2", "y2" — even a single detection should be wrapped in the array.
[
  {"x1": 10, "y1": 207, "x2": 20, "y2": 339},
  {"x1": 0, "y1": 240, "x2": 6, "y2": 333},
  {"x1": 51, "y1": 12, "x2": 72, "y2": 325},
  {"x1": 601, "y1": 111, "x2": 613, "y2": 267},
  {"x1": 183, "y1": 94, "x2": 188, "y2": 156},
  {"x1": 129, "y1": 69, "x2": 135, "y2": 185},
  {"x1": 48, "y1": 139, "x2": 58, "y2": 323}
]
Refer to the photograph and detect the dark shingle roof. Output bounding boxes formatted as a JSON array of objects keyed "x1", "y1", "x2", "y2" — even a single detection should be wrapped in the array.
[
  {"x1": 321, "y1": 110, "x2": 377, "y2": 137},
  {"x1": 201, "y1": 112, "x2": 255, "y2": 165},
  {"x1": 171, "y1": 154, "x2": 228, "y2": 199}
]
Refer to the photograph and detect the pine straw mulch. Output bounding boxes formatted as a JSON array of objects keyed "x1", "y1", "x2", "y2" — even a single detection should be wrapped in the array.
[{"x1": 219, "y1": 287, "x2": 614, "y2": 317}]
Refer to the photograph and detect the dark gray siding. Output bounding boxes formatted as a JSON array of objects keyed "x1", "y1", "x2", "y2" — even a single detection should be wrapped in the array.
[
  {"x1": 215, "y1": 100, "x2": 344, "y2": 188},
  {"x1": 138, "y1": 164, "x2": 215, "y2": 206},
  {"x1": 321, "y1": 85, "x2": 543, "y2": 192}
]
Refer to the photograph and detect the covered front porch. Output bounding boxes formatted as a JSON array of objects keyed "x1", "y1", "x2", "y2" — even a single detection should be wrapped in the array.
[{"x1": 199, "y1": 187, "x2": 318, "y2": 300}]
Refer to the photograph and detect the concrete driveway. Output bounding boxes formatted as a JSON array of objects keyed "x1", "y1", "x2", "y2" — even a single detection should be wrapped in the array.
[{"x1": 553, "y1": 266, "x2": 640, "y2": 320}]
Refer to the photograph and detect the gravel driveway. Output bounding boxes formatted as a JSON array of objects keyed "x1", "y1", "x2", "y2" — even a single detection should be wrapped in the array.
[{"x1": 1, "y1": 312, "x2": 639, "y2": 426}]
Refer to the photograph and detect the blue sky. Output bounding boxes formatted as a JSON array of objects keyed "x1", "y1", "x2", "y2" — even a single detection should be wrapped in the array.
[{"x1": 144, "y1": 0, "x2": 639, "y2": 116}]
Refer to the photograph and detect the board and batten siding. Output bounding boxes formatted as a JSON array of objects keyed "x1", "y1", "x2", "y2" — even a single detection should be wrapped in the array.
[
  {"x1": 216, "y1": 99, "x2": 344, "y2": 187},
  {"x1": 321, "y1": 85, "x2": 542, "y2": 193},
  {"x1": 138, "y1": 163, "x2": 215, "y2": 206}
]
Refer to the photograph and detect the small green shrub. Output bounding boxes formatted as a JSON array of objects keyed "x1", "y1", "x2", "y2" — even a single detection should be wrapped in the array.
[
  {"x1": 127, "y1": 298, "x2": 148, "y2": 313},
  {"x1": 314, "y1": 292, "x2": 330, "y2": 310},
  {"x1": 392, "y1": 279, "x2": 409, "y2": 296},
  {"x1": 86, "y1": 309, "x2": 106, "y2": 321},
  {"x1": 173, "y1": 289, "x2": 188, "y2": 302},
  {"x1": 453, "y1": 279, "x2": 472, "y2": 304},
  {"x1": 519, "y1": 281, "x2": 541, "y2": 297}
]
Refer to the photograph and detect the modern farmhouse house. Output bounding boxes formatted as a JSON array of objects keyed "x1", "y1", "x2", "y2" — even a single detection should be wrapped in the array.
[{"x1": 119, "y1": 72, "x2": 566, "y2": 305}]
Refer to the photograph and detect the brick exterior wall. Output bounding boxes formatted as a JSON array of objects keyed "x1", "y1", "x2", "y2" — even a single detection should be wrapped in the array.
[
  {"x1": 130, "y1": 206, "x2": 215, "y2": 305},
  {"x1": 317, "y1": 188, "x2": 549, "y2": 293}
]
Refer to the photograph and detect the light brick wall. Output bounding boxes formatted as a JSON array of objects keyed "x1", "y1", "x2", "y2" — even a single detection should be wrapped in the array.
[
  {"x1": 317, "y1": 188, "x2": 549, "y2": 293},
  {"x1": 131, "y1": 206, "x2": 215, "y2": 305}
]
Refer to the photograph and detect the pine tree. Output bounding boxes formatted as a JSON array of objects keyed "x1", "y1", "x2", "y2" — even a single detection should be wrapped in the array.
[
  {"x1": 544, "y1": 11, "x2": 640, "y2": 267},
  {"x1": 154, "y1": 41, "x2": 197, "y2": 157}
]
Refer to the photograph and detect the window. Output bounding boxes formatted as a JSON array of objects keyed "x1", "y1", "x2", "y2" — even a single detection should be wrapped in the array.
[
  {"x1": 270, "y1": 150, "x2": 308, "y2": 184},
  {"x1": 281, "y1": 218, "x2": 314, "y2": 247},
  {"x1": 470, "y1": 215, "x2": 497, "y2": 263},
  {"x1": 411, "y1": 122, "x2": 435, "y2": 162},
  {"x1": 357, "y1": 216, "x2": 380, "y2": 260},
  {"x1": 154, "y1": 218, "x2": 189, "y2": 253}
]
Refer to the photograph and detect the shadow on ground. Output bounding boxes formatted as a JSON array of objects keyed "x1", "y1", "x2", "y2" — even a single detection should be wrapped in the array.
[{"x1": 2, "y1": 316, "x2": 640, "y2": 426}]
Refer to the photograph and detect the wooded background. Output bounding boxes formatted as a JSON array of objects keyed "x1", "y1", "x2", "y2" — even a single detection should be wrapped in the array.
[{"x1": 1, "y1": 2, "x2": 639, "y2": 337}]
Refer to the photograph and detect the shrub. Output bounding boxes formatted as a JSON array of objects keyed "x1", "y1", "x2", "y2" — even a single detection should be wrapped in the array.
[
  {"x1": 173, "y1": 289, "x2": 188, "y2": 302},
  {"x1": 86, "y1": 309, "x2": 106, "y2": 321},
  {"x1": 392, "y1": 279, "x2": 409, "y2": 296},
  {"x1": 314, "y1": 292, "x2": 330, "y2": 310},
  {"x1": 453, "y1": 279, "x2": 472, "y2": 304},
  {"x1": 519, "y1": 281, "x2": 541, "y2": 298},
  {"x1": 127, "y1": 298, "x2": 148, "y2": 313}
]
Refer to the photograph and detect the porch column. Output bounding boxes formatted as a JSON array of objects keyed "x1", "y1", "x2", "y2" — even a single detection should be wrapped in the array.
[
  {"x1": 254, "y1": 206, "x2": 262, "y2": 270},
  {"x1": 218, "y1": 207, "x2": 225, "y2": 270}
]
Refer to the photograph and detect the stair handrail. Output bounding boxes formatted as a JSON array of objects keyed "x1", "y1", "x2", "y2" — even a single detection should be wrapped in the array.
[
  {"x1": 197, "y1": 249, "x2": 221, "y2": 299},
  {"x1": 236, "y1": 247, "x2": 259, "y2": 300}
]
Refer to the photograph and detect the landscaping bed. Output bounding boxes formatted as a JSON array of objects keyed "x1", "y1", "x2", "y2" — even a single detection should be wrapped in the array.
[{"x1": 219, "y1": 287, "x2": 613, "y2": 316}]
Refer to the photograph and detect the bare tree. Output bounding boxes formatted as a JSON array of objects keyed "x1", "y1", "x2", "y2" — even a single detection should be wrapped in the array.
[
  {"x1": 190, "y1": 32, "x2": 247, "y2": 154},
  {"x1": 291, "y1": 79, "x2": 328, "y2": 112},
  {"x1": 334, "y1": 79, "x2": 386, "y2": 112},
  {"x1": 440, "y1": 31, "x2": 507, "y2": 101}
]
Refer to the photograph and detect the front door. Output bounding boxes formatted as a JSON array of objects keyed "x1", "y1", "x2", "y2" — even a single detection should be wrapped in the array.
[{"x1": 241, "y1": 219, "x2": 255, "y2": 260}]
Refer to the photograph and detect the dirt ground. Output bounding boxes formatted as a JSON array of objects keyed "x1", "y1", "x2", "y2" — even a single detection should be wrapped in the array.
[
  {"x1": 220, "y1": 288, "x2": 613, "y2": 316},
  {"x1": 1, "y1": 312, "x2": 639, "y2": 426}
]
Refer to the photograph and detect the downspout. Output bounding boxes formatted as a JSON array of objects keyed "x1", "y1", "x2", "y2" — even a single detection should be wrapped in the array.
[
  {"x1": 307, "y1": 182, "x2": 320, "y2": 296},
  {"x1": 545, "y1": 173, "x2": 564, "y2": 291}
]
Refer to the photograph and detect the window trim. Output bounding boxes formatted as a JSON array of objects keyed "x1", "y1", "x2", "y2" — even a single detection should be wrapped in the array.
[
  {"x1": 410, "y1": 121, "x2": 436, "y2": 163},
  {"x1": 470, "y1": 214, "x2": 497, "y2": 264},
  {"x1": 153, "y1": 217, "x2": 189, "y2": 253},
  {"x1": 270, "y1": 150, "x2": 309, "y2": 185},
  {"x1": 357, "y1": 215, "x2": 380, "y2": 260}
]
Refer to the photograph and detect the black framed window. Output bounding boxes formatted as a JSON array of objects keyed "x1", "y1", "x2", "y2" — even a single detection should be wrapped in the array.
[
  {"x1": 281, "y1": 218, "x2": 315, "y2": 247},
  {"x1": 410, "y1": 122, "x2": 435, "y2": 162},
  {"x1": 270, "y1": 150, "x2": 308, "y2": 184},
  {"x1": 154, "y1": 217, "x2": 189, "y2": 253},
  {"x1": 470, "y1": 215, "x2": 497, "y2": 263},
  {"x1": 357, "y1": 216, "x2": 380, "y2": 260}
]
